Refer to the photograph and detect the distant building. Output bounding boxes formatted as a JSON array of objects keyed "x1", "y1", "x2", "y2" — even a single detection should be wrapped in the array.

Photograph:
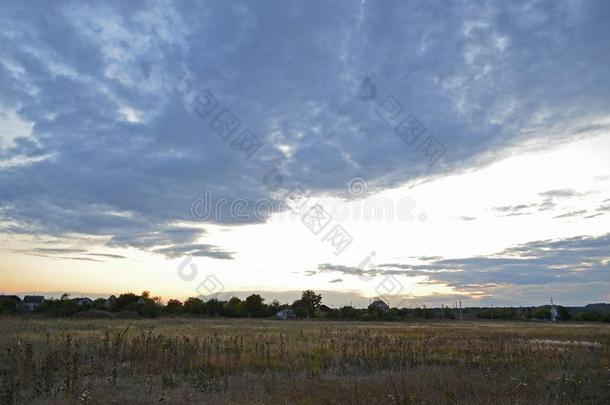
[
  {"x1": 369, "y1": 299, "x2": 390, "y2": 315},
  {"x1": 73, "y1": 297, "x2": 93, "y2": 307},
  {"x1": 17, "y1": 295, "x2": 45, "y2": 312},
  {"x1": 0, "y1": 295, "x2": 21, "y2": 304},
  {"x1": 318, "y1": 304, "x2": 333, "y2": 313},
  {"x1": 276, "y1": 308, "x2": 297, "y2": 320},
  {"x1": 104, "y1": 295, "x2": 117, "y2": 310}
]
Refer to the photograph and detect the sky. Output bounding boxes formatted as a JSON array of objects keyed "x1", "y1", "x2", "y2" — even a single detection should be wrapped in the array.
[{"x1": 1, "y1": 0, "x2": 609, "y2": 307}]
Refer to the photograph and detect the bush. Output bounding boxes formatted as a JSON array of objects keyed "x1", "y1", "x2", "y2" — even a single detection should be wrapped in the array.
[
  {"x1": 39, "y1": 299, "x2": 80, "y2": 317},
  {"x1": 574, "y1": 311, "x2": 610, "y2": 322},
  {"x1": 0, "y1": 300, "x2": 17, "y2": 314}
]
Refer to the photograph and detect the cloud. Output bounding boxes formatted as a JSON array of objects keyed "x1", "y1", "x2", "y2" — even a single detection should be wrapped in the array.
[
  {"x1": 107, "y1": 227, "x2": 203, "y2": 249},
  {"x1": 152, "y1": 243, "x2": 234, "y2": 260},
  {"x1": 415, "y1": 256, "x2": 443, "y2": 262},
  {"x1": 57, "y1": 256, "x2": 103, "y2": 262},
  {"x1": 553, "y1": 210, "x2": 587, "y2": 219},
  {"x1": 585, "y1": 213, "x2": 604, "y2": 219},
  {"x1": 86, "y1": 253, "x2": 127, "y2": 259},
  {"x1": 539, "y1": 189, "x2": 584, "y2": 199},
  {"x1": 317, "y1": 263, "x2": 368, "y2": 276},
  {"x1": 0, "y1": 0, "x2": 609, "y2": 260},
  {"x1": 329, "y1": 278, "x2": 343, "y2": 283},
  {"x1": 30, "y1": 248, "x2": 87, "y2": 255},
  {"x1": 492, "y1": 188, "x2": 595, "y2": 218},
  {"x1": 316, "y1": 233, "x2": 610, "y2": 302},
  {"x1": 492, "y1": 204, "x2": 535, "y2": 216},
  {"x1": 596, "y1": 204, "x2": 610, "y2": 212},
  {"x1": 10, "y1": 247, "x2": 111, "y2": 263}
]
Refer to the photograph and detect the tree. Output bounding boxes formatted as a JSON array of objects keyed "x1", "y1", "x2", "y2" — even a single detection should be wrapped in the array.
[
  {"x1": 557, "y1": 306, "x2": 572, "y2": 320},
  {"x1": 223, "y1": 297, "x2": 244, "y2": 317},
  {"x1": 244, "y1": 294, "x2": 266, "y2": 317},
  {"x1": 532, "y1": 306, "x2": 551, "y2": 320},
  {"x1": 206, "y1": 298, "x2": 223, "y2": 316},
  {"x1": 268, "y1": 299, "x2": 281, "y2": 316},
  {"x1": 339, "y1": 306, "x2": 360, "y2": 319},
  {"x1": 92, "y1": 298, "x2": 107, "y2": 310},
  {"x1": 0, "y1": 300, "x2": 17, "y2": 314},
  {"x1": 183, "y1": 297, "x2": 205, "y2": 315},
  {"x1": 299, "y1": 290, "x2": 322, "y2": 317},
  {"x1": 115, "y1": 293, "x2": 140, "y2": 311},
  {"x1": 137, "y1": 301, "x2": 161, "y2": 318},
  {"x1": 291, "y1": 299, "x2": 308, "y2": 318},
  {"x1": 165, "y1": 299, "x2": 183, "y2": 314},
  {"x1": 40, "y1": 298, "x2": 79, "y2": 317},
  {"x1": 367, "y1": 302, "x2": 385, "y2": 319}
]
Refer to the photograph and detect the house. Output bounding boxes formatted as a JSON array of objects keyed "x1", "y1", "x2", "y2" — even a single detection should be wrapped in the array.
[
  {"x1": 73, "y1": 297, "x2": 93, "y2": 307},
  {"x1": 104, "y1": 295, "x2": 117, "y2": 310},
  {"x1": 369, "y1": 299, "x2": 390, "y2": 315},
  {"x1": 276, "y1": 308, "x2": 297, "y2": 320},
  {"x1": 17, "y1": 295, "x2": 45, "y2": 312},
  {"x1": 0, "y1": 295, "x2": 21, "y2": 304},
  {"x1": 318, "y1": 304, "x2": 333, "y2": 313}
]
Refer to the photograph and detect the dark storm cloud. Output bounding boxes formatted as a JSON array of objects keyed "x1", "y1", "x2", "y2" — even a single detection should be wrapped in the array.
[{"x1": 0, "y1": 0, "x2": 609, "y2": 256}]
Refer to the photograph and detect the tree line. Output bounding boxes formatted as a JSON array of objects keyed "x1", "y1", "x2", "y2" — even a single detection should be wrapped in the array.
[{"x1": 1, "y1": 291, "x2": 609, "y2": 322}]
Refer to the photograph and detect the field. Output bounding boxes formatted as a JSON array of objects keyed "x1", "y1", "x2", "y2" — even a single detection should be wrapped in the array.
[{"x1": 1, "y1": 318, "x2": 609, "y2": 404}]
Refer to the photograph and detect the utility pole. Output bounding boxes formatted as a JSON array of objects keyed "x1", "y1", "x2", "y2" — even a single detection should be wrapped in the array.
[{"x1": 459, "y1": 300, "x2": 463, "y2": 322}]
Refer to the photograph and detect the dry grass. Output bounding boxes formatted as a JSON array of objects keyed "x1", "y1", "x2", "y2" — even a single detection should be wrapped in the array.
[{"x1": 1, "y1": 317, "x2": 609, "y2": 404}]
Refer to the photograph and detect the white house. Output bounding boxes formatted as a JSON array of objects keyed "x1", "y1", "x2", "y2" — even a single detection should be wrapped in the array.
[
  {"x1": 276, "y1": 308, "x2": 297, "y2": 320},
  {"x1": 16, "y1": 295, "x2": 45, "y2": 312}
]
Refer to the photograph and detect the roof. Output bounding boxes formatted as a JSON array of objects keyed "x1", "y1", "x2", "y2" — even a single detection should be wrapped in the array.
[
  {"x1": 369, "y1": 300, "x2": 390, "y2": 313},
  {"x1": 23, "y1": 295, "x2": 45, "y2": 304},
  {"x1": 0, "y1": 295, "x2": 21, "y2": 303},
  {"x1": 370, "y1": 299, "x2": 389, "y2": 307}
]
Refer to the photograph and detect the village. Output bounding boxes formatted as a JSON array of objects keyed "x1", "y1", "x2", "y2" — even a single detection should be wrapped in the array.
[{"x1": 2, "y1": 291, "x2": 609, "y2": 323}]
